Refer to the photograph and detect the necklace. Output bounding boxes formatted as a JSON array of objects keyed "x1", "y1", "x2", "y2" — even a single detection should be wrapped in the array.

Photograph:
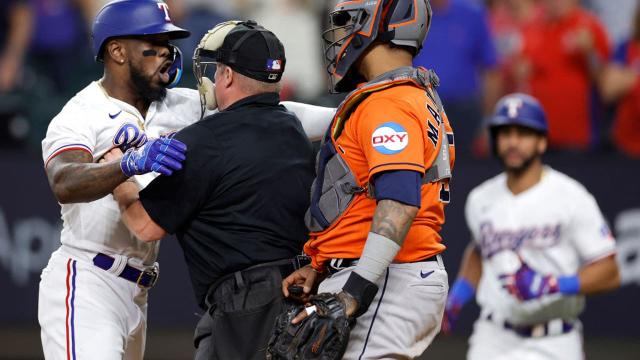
[{"x1": 97, "y1": 79, "x2": 146, "y2": 131}]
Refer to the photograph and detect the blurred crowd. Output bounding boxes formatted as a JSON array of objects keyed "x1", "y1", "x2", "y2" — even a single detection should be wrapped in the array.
[{"x1": 1, "y1": 0, "x2": 640, "y2": 157}]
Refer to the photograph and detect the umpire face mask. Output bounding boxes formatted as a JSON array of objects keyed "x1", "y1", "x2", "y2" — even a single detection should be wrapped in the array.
[
  {"x1": 193, "y1": 21, "x2": 243, "y2": 115},
  {"x1": 193, "y1": 20, "x2": 286, "y2": 116}
]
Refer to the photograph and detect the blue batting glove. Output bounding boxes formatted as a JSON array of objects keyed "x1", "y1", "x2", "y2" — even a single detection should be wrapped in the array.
[
  {"x1": 499, "y1": 262, "x2": 558, "y2": 301},
  {"x1": 499, "y1": 260, "x2": 579, "y2": 301},
  {"x1": 120, "y1": 137, "x2": 187, "y2": 177}
]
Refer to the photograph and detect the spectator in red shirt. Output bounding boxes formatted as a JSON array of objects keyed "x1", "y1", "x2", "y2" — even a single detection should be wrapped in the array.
[
  {"x1": 601, "y1": 6, "x2": 640, "y2": 157},
  {"x1": 489, "y1": 0, "x2": 543, "y2": 94},
  {"x1": 518, "y1": 0, "x2": 610, "y2": 150}
]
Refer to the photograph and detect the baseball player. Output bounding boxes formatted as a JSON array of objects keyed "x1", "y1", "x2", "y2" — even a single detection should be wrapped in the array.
[
  {"x1": 444, "y1": 93, "x2": 621, "y2": 360},
  {"x1": 38, "y1": 1, "x2": 195, "y2": 358},
  {"x1": 281, "y1": 0, "x2": 455, "y2": 358}
]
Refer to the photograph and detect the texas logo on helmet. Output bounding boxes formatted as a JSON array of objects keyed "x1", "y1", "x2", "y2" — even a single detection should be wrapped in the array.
[
  {"x1": 371, "y1": 122, "x2": 409, "y2": 155},
  {"x1": 505, "y1": 97, "x2": 524, "y2": 118}
]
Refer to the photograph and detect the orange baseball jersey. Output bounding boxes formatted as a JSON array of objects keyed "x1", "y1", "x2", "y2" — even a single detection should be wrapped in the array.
[{"x1": 304, "y1": 84, "x2": 455, "y2": 270}]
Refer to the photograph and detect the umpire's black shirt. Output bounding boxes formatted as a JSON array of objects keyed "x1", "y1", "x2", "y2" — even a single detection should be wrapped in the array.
[{"x1": 140, "y1": 93, "x2": 315, "y2": 308}]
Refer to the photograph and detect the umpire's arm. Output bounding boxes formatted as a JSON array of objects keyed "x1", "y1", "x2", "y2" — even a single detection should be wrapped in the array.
[
  {"x1": 114, "y1": 181, "x2": 167, "y2": 242},
  {"x1": 101, "y1": 148, "x2": 167, "y2": 242}
]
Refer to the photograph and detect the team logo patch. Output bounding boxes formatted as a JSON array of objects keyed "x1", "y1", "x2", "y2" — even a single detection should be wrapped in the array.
[
  {"x1": 371, "y1": 122, "x2": 409, "y2": 155},
  {"x1": 266, "y1": 59, "x2": 282, "y2": 71},
  {"x1": 113, "y1": 123, "x2": 147, "y2": 151}
]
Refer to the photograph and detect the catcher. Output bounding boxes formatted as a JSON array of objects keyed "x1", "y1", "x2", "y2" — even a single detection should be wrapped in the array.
[{"x1": 270, "y1": 0, "x2": 455, "y2": 359}]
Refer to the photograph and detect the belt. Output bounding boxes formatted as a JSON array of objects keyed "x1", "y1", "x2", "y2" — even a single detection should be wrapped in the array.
[
  {"x1": 327, "y1": 255, "x2": 438, "y2": 275},
  {"x1": 92, "y1": 253, "x2": 159, "y2": 288},
  {"x1": 204, "y1": 257, "x2": 306, "y2": 309},
  {"x1": 486, "y1": 313, "x2": 575, "y2": 338}
]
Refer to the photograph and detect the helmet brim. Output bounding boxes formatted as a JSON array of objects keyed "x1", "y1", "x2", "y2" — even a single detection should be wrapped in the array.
[{"x1": 489, "y1": 115, "x2": 548, "y2": 134}]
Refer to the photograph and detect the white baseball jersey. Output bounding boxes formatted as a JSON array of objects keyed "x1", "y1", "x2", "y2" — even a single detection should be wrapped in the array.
[
  {"x1": 41, "y1": 81, "x2": 202, "y2": 265},
  {"x1": 465, "y1": 167, "x2": 616, "y2": 325}
]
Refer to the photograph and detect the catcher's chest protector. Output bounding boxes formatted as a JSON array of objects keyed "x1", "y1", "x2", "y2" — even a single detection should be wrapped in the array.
[{"x1": 305, "y1": 67, "x2": 452, "y2": 234}]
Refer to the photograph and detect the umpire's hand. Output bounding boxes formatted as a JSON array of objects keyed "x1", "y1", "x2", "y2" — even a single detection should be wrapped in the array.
[{"x1": 282, "y1": 265, "x2": 322, "y2": 304}]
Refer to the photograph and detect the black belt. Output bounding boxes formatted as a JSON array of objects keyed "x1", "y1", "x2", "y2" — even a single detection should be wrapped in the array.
[
  {"x1": 327, "y1": 255, "x2": 438, "y2": 275},
  {"x1": 204, "y1": 257, "x2": 306, "y2": 309},
  {"x1": 92, "y1": 253, "x2": 158, "y2": 288},
  {"x1": 487, "y1": 313, "x2": 574, "y2": 338}
]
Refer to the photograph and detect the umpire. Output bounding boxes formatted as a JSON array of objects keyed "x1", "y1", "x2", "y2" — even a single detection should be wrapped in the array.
[{"x1": 111, "y1": 21, "x2": 315, "y2": 359}]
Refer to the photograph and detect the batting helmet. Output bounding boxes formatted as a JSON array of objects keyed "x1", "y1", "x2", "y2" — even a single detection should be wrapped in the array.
[
  {"x1": 92, "y1": 0, "x2": 190, "y2": 62},
  {"x1": 323, "y1": 0, "x2": 432, "y2": 93},
  {"x1": 489, "y1": 93, "x2": 548, "y2": 134}
]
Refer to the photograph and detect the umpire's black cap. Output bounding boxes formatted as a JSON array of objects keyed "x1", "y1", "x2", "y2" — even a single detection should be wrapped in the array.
[{"x1": 207, "y1": 20, "x2": 286, "y2": 83}]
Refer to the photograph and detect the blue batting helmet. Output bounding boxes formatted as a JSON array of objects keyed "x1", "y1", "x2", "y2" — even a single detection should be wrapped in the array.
[
  {"x1": 92, "y1": 0, "x2": 190, "y2": 62},
  {"x1": 489, "y1": 93, "x2": 548, "y2": 134}
]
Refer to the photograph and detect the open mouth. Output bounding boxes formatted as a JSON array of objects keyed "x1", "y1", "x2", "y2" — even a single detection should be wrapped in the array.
[{"x1": 158, "y1": 61, "x2": 171, "y2": 83}]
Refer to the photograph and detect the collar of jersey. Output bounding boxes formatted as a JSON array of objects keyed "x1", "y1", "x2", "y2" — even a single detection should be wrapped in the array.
[
  {"x1": 223, "y1": 92, "x2": 280, "y2": 112},
  {"x1": 94, "y1": 81, "x2": 156, "y2": 130}
]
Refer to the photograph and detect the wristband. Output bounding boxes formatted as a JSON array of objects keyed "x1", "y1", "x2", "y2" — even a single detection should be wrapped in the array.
[
  {"x1": 557, "y1": 275, "x2": 580, "y2": 295},
  {"x1": 342, "y1": 271, "x2": 379, "y2": 317},
  {"x1": 353, "y1": 232, "x2": 400, "y2": 283},
  {"x1": 450, "y1": 278, "x2": 475, "y2": 307}
]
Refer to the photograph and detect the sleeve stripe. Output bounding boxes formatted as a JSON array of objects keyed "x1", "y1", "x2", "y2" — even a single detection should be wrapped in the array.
[
  {"x1": 583, "y1": 248, "x2": 617, "y2": 266},
  {"x1": 45, "y1": 144, "x2": 93, "y2": 168},
  {"x1": 369, "y1": 162, "x2": 425, "y2": 173}
]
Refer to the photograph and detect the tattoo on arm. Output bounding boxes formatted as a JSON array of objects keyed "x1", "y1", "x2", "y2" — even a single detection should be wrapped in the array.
[
  {"x1": 46, "y1": 150, "x2": 128, "y2": 204},
  {"x1": 370, "y1": 199, "x2": 419, "y2": 246}
]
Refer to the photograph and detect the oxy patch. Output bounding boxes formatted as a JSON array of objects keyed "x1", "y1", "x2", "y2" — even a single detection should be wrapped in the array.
[{"x1": 371, "y1": 122, "x2": 409, "y2": 155}]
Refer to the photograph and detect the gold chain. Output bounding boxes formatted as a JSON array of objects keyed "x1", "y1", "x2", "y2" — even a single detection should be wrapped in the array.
[{"x1": 97, "y1": 80, "x2": 146, "y2": 131}]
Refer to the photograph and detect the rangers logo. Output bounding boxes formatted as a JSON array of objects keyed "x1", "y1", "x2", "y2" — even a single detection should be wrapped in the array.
[
  {"x1": 113, "y1": 123, "x2": 147, "y2": 151},
  {"x1": 505, "y1": 97, "x2": 524, "y2": 118},
  {"x1": 157, "y1": 2, "x2": 171, "y2": 22},
  {"x1": 371, "y1": 122, "x2": 409, "y2": 155}
]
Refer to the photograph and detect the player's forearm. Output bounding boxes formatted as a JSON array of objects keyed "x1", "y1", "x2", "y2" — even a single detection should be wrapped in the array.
[
  {"x1": 457, "y1": 243, "x2": 482, "y2": 288},
  {"x1": 370, "y1": 199, "x2": 418, "y2": 247},
  {"x1": 576, "y1": 254, "x2": 620, "y2": 295},
  {"x1": 47, "y1": 153, "x2": 128, "y2": 204},
  {"x1": 342, "y1": 199, "x2": 418, "y2": 310}
]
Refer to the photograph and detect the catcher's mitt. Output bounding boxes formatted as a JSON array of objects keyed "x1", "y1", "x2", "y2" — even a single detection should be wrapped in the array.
[{"x1": 266, "y1": 293, "x2": 354, "y2": 360}]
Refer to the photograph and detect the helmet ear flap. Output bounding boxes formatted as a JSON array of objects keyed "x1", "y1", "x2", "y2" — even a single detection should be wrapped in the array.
[
  {"x1": 166, "y1": 45, "x2": 183, "y2": 88},
  {"x1": 198, "y1": 77, "x2": 217, "y2": 110}
]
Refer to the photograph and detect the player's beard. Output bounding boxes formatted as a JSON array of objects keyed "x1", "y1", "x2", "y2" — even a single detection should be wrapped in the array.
[
  {"x1": 499, "y1": 149, "x2": 540, "y2": 176},
  {"x1": 129, "y1": 61, "x2": 167, "y2": 104}
]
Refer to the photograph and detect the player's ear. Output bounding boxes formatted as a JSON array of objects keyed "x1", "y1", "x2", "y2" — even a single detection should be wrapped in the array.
[
  {"x1": 105, "y1": 39, "x2": 127, "y2": 65},
  {"x1": 538, "y1": 135, "x2": 548, "y2": 155}
]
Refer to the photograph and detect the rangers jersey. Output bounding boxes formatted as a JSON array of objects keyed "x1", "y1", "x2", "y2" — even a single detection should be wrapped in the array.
[
  {"x1": 41, "y1": 81, "x2": 202, "y2": 265},
  {"x1": 465, "y1": 167, "x2": 616, "y2": 325}
]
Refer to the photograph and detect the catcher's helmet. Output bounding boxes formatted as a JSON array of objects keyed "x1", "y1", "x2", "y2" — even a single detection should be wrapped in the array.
[
  {"x1": 489, "y1": 93, "x2": 548, "y2": 134},
  {"x1": 92, "y1": 0, "x2": 190, "y2": 62},
  {"x1": 323, "y1": 0, "x2": 432, "y2": 93}
]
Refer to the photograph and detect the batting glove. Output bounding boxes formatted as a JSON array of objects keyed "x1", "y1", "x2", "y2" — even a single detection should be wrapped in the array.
[
  {"x1": 442, "y1": 278, "x2": 475, "y2": 334},
  {"x1": 499, "y1": 262, "x2": 555, "y2": 301},
  {"x1": 500, "y1": 260, "x2": 581, "y2": 301},
  {"x1": 120, "y1": 137, "x2": 187, "y2": 177}
]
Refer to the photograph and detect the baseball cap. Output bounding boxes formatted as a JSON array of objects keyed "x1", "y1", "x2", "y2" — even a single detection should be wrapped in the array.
[{"x1": 202, "y1": 20, "x2": 286, "y2": 83}]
